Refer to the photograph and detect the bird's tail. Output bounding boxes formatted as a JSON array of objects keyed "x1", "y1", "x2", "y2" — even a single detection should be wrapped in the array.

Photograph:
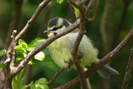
[{"x1": 97, "y1": 64, "x2": 119, "y2": 78}]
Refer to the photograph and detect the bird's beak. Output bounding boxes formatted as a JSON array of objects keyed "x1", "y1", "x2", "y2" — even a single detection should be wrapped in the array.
[{"x1": 43, "y1": 30, "x2": 51, "y2": 33}]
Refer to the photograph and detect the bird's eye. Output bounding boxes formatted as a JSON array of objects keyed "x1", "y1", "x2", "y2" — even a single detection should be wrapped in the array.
[{"x1": 52, "y1": 25, "x2": 62, "y2": 31}]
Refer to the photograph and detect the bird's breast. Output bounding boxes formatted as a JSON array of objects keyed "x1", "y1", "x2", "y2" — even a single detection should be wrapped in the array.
[{"x1": 49, "y1": 36, "x2": 73, "y2": 68}]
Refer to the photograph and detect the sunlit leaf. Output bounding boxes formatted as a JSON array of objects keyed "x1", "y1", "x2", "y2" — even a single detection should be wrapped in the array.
[
  {"x1": 27, "y1": 46, "x2": 36, "y2": 52},
  {"x1": 15, "y1": 45, "x2": 27, "y2": 61},
  {"x1": 29, "y1": 38, "x2": 45, "y2": 47},
  {"x1": 56, "y1": 0, "x2": 64, "y2": 4},
  {"x1": 18, "y1": 39, "x2": 28, "y2": 50},
  {"x1": 34, "y1": 78, "x2": 49, "y2": 89},
  {"x1": 35, "y1": 78, "x2": 48, "y2": 85},
  {"x1": 28, "y1": 60, "x2": 34, "y2": 65},
  {"x1": 72, "y1": 5, "x2": 80, "y2": 18},
  {"x1": 0, "y1": 49, "x2": 6, "y2": 57},
  {"x1": 30, "y1": 78, "x2": 49, "y2": 89},
  {"x1": 20, "y1": 81, "x2": 33, "y2": 89},
  {"x1": 34, "y1": 52, "x2": 45, "y2": 61},
  {"x1": 14, "y1": 46, "x2": 27, "y2": 53},
  {"x1": 35, "y1": 84, "x2": 49, "y2": 89},
  {"x1": 12, "y1": 69, "x2": 26, "y2": 89}
]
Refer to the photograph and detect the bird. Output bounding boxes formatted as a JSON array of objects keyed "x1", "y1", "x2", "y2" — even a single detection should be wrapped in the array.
[{"x1": 44, "y1": 17, "x2": 119, "y2": 78}]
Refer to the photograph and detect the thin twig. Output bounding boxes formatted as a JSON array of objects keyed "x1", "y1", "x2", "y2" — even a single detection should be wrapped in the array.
[
  {"x1": 5, "y1": 0, "x2": 23, "y2": 48},
  {"x1": 67, "y1": 2, "x2": 73, "y2": 23},
  {"x1": 48, "y1": 68, "x2": 65, "y2": 86},
  {"x1": 85, "y1": 0, "x2": 99, "y2": 22},
  {"x1": 85, "y1": 0, "x2": 97, "y2": 16},
  {"x1": 68, "y1": 0, "x2": 85, "y2": 13},
  {"x1": 3, "y1": 1, "x2": 51, "y2": 88},
  {"x1": 24, "y1": 2, "x2": 51, "y2": 86},
  {"x1": 24, "y1": 2, "x2": 51, "y2": 85},
  {"x1": 112, "y1": 0, "x2": 132, "y2": 45},
  {"x1": 37, "y1": 2, "x2": 51, "y2": 37},
  {"x1": 10, "y1": 30, "x2": 17, "y2": 65},
  {"x1": 6, "y1": 0, "x2": 51, "y2": 61},
  {"x1": 68, "y1": 0, "x2": 89, "y2": 88},
  {"x1": 122, "y1": 47, "x2": 133, "y2": 89},
  {"x1": 15, "y1": 0, "x2": 51, "y2": 41},
  {"x1": 54, "y1": 29, "x2": 133, "y2": 89},
  {"x1": 48, "y1": 62, "x2": 74, "y2": 86}
]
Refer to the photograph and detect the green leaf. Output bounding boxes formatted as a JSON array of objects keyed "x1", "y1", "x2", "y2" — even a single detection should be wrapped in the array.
[
  {"x1": 56, "y1": 0, "x2": 64, "y2": 4},
  {"x1": 0, "y1": 63, "x2": 4, "y2": 72},
  {"x1": 20, "y1": 81, "x2": 33, "y2": 89},
  {"x1": 18, "y1": 39, "x2": 28, "y2": 50},
  {"x1": 14, "y1": 46, "x2": 27, "y2": 53},
  {"x1": 28, "y1": 60, "x2": 34, "y2": 65},
  {"x1": 34, "y1": 84, "x2": 49, "y2": 89},
  {"x1": 72, "y1": 5, "x2": 80, "y2": 18},
  {"x1": 14, "y1": 45, "x2": 27, "y2": 61},
  {"x1": 14, "y1": 39, "x2": 28, "y2": 61},
  {"x1": 34, "y1": 52, "x2": 45, "y2": 61},
  {"x1": 12, "y1": 69, "x2": 25, "y2": 89},
  {"x1": 30, "y1": 78, "x2": 49, "y2": 89},
  {"x1": 35, "y1": 78, "x2": 48, "y2": 85},
  {"x1": 29, "y1": 38, "x2": 45, "y2": 47},
  {"x1": 0, "y1": 49, "x2": 6, "y2": 57},
  {"x1": 27, "y1": 46, "x2": 36, "y2": 52},
  {"x1": 34, "y1": 78, "x2": 49, "y2": 89}
]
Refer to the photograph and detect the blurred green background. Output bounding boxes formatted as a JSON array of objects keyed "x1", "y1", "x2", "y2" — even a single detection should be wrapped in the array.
[{"x1": 0, "y1": 0, "x2": 133, "y2": 89}]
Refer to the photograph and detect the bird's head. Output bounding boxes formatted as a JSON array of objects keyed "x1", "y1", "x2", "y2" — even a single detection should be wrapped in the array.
[{"x1": 44, "y1": 17, "x2": 71, "y2": 37}]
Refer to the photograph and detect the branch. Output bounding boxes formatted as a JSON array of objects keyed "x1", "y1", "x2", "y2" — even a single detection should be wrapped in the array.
[
  {"x1": 10, "y1": 30, "x2": 17, "y2": 65},
  {"x1": 85, "y1": 0, "x2": 97, "y2": 15},
  {"x1": 6, "y1": 0, "x2": 51, "y2": 62},
  {"x1": 37, "y1": 2, "x2": 51, "y2": 37},
  {"x1": 122, "y1": 47, "x2": 133, "y2": 89},
  {"x1": 5, "y1": 0, "x2": 23, "y2": 48},
  {"x1": 13, "y1": 19, "x2": 80, "y2": 75},
  {"x1": 24, "y1": 2, "x2": 51, "y2": 85},
  {"x1": 3, "y1": 1, "x2": 51, "y2": 88},
  {"x1": 68, "y1": 0, "x2": 85, "y2": 13},
  {"x1": 48, "y1": 62, "x2": 73, "y2": 86},
  {"x1": 68, "y1": 0, "x2": 89, "y2": 88},
  {"x1": 48, "y1": 68, "x2": 65, "y2": 86},
  {"x1": 113, "y1": 0, "x2": 132, "y2": 45},
  {"x1": 67, "y1": 2, "x2": 73, "y2": 23},
  {"x1": 85, "y1": 0, "x2": 99, "y2": 22},
  {"x1": 54, "y1": 28, "x2": 133, "y2": 89},
  {"x1": 15, "y1": 0, "x2": 51, "y2": 41}
]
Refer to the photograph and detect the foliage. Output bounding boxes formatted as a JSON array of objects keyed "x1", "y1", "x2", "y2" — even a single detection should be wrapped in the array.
[
  {"x1": 56, "y1": 0, "x2": 64, "y2": 4},
  {"x1": 15, "y1": 38, "x2": 45, "y2": 62},
  {"x1": 12, "y1": 69, "x2": 25, "y2": 89},
  {"x1": 0, "y1": 49, "x2": 6, "y2": 57},
  {"x1": 12, "y1": 38, "x2": 47, "y2": 89},
  {"x1": 12, "y1": 70, "x2": 49, "y2": 89},
  {"x1": 20, "y1": 78, "x2": 49, "y2": 89}
]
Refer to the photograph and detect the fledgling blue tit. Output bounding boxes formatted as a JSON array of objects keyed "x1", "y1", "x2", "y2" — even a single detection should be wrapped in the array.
[{"x1": 44, "y1": 17, "x2": 119, "y2": 78}]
